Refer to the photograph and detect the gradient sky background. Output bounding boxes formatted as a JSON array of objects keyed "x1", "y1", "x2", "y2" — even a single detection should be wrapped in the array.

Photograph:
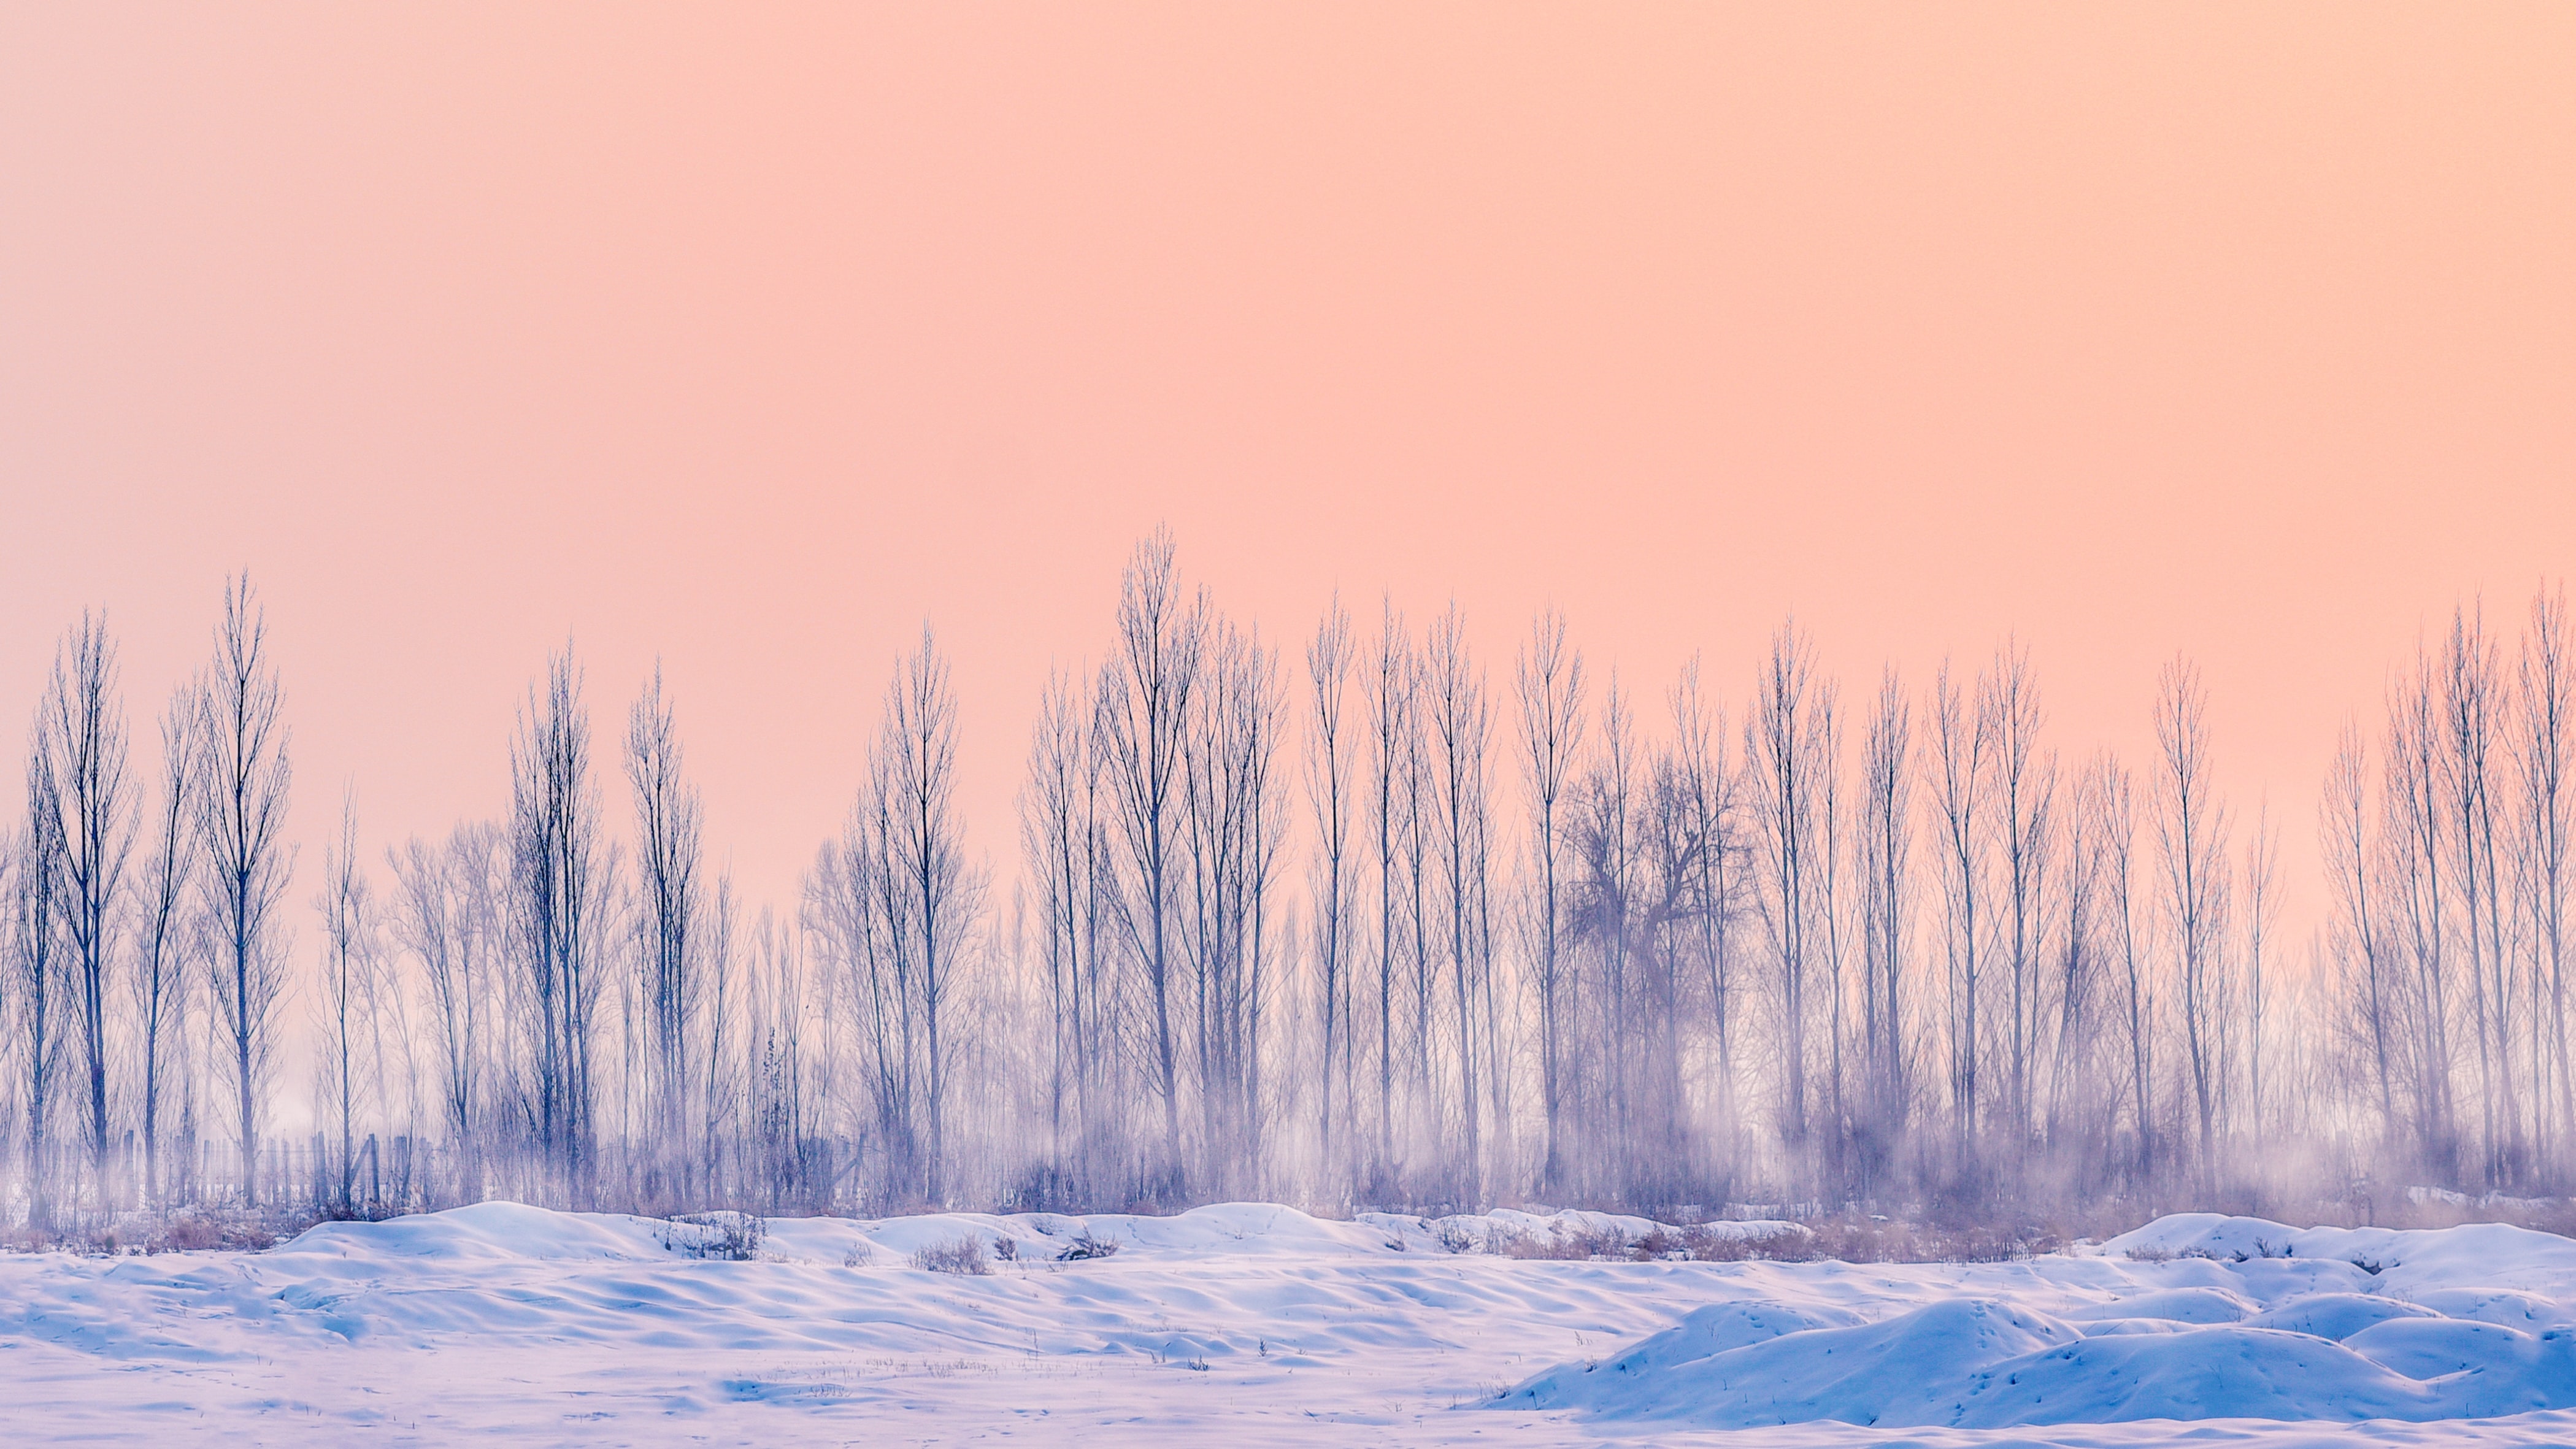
[{"x1": 5, "y1": 4, "x2": 2572, "y2": 947}]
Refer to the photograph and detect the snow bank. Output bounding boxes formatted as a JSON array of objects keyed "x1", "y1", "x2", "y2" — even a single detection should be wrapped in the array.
[{"x1": 15, "y1": 1203, "x2": 2576, "y2": 1443}]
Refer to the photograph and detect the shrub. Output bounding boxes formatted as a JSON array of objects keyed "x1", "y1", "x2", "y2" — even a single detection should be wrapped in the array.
[
  {"x1": 1058, "y1": 1231, "x2": 1121, "y2": 1261},
  {"x1": 1491, "y1": 1222, "x2": 1637, "y2": 1260},
  {"x1": 1682, "y1": 1223, "x2": 1814, "y2": 1262},
  {"x1": 1805, "y1": 1220, "x2": 1896, "y2": 1263},
  {"x1": 661, "y1": 1212, "x2": 764, "y2": 1261},
  {"x1": 1568, "y1": 1223, "x2": 1633, "y2": 1258},
  {"x1": 912, "y1": 1234, "x2": 991, "y2": 1275}
]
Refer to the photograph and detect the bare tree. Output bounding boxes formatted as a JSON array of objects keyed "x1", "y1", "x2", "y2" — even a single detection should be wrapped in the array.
[
  {"x1": 135, "y1": 688, "x2": 199, "y2": 1209},
  {"x1": 1515, "y1": 608, "x2": 1586, "y2": 1191},
  {"x1": 31, "y1": 613, "x2": 136, "y2": 1205},
  {"x1": 1180, "y1": 618, "x2": 1285, "y2": 1194},
  {"x1": 1020, "y1": 667, "x2": 1115, "y2": 1198},
  {"x1": 1305, "y1": 598, "x2": 1358, "y2": 1186},
  {"x1": 1096, "y1": 531, "x2": 1204, "y2": 1190},
  {"x1": 1573, "y1": 675, "x2": 1640, "y2": 1190},
  {"x1": 1669, "y1": 658, "x2": 1741, "y2": 1183},
  {"x1": 1364, "y1": 601, "x2": 1415, "y2": 1182},
  {"x1": 1813, "y1": 685, "x2": 1851, "y2": 1193},
  {"x1": 1928, "y1": 659, "x2": 1992, "y2": 1166},
  {"x1": 2153, "y1": 657, "x2": 2231, "y2": 1192},
  {"x1": 2513, "y1": 583, "x2": 2571, "y2": 1171},
  {"x1": 510, "y1": 647, "x2": 610, "y2": 1201},
  {"x1": 745, "y1": 910, "x2": 815, "y2": 1210},
  {"x1": 2387, "y1": 654, "x2": 2463, "y2": 1178},
  {"x1": 2440, "y1": 606, "x2": 2522, "y2": 1186},
  {"x1": 391, "y1": 824, "x2": 498, "y2": 1202},
  {"x1": 198, "y1": 575, "x2": 294, "y2": 1207},
  {"x1": 2242, "y1": 804, "x2": 2280, "y2": 1140},
  {"x1": 1422, "y1": 605, "x2": 1491, "y2": 1199},
  {"x1": 315, "y1": 793, "x2": 374, "y2": 1210},
  {"x1": 1629, "y1": 662, "x2": 1726, "y2": 1199},
  {"x1": 1399, "y1": 664, "x2": 1436, "y2": 1167},
  {"x1": 2323, "y1": 723, "x2": 2398, "y2": 1140},
  {"x1": 2095, "y1": 758, "x2": 2154, "y2": 1186},
  {"x1": 812, "y1": 790, "x2": 918, "y2": 1204},
  {"x1": 11, "y1": 774, "x2": 66, "y2": 1224},
  {"x1": 1986, "y1": 642, "x2": 2056, "y2": 1166},
  {"x1": 1856, "y1": 669, "x2": 1913, "y2": 1191},
  {"x1": 627, "y1": 665, "x2": 706, "y2": 1195},
  {"x1": 871, "y1": 630, "x2": 978, "y2": 1209},
  {"x1": 1748, "y1": 625, "x2": 1834, "y2": 1182},
  {"x1": 701, "y1": 877, "x2": 740, "y2": 1199},
  {"x1": 2047, "y1": 753, "x2": 2115, "y2": 1175}
]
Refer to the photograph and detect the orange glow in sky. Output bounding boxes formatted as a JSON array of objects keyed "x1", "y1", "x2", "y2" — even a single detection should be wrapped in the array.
[{"x1": 4, "y1": 4, "x2": 2571, "y2": 928}]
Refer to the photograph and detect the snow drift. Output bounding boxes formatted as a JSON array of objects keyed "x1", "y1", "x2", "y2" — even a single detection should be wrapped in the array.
[{"x1": 10, "y1": 1203, "x2": 2576, "y2": 1444}]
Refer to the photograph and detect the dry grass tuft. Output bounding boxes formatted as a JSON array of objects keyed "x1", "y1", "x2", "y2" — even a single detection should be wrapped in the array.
[{"x1": 911, "y1": 1234, "x2": 991, "y2": 1275}]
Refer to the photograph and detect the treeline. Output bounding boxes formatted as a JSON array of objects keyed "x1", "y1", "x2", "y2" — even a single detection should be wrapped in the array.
[{"x1": 3, "y1": 541, "x2": 2569, "y2": 1229}]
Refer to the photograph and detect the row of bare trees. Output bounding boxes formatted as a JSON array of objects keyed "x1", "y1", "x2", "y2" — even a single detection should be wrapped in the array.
[
  {"x1": 1005, "y1": 545, "x2": 2566, "y2": 1215},
  {"x1": 6, "y1": 578, "x2": 288, "y2": 1226},
  {"x1": 2322, "y1": 593, "x2": 2574, "y2": 1196},
  {"x1": 4, "y1": 552, "x2": 2569, "y2": 1229}
]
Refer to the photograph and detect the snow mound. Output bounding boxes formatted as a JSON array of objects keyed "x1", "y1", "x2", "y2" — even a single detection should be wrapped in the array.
[
  {"x1": 1947, "y1": 1326, "x2": 2446, "y2": 1426},
  {"x1": 2246, "y1": 1292, "x2": 2442, "y2": 1340},
  {"x1": 1495, "y1": 1212, "x2": 2576, "y2": 1430},
  {"x1": 2060, "y1": 1285, "x2": 2256, "y2": 1323},
  {"x1": 1498, "y1": 1297, "x2": 2077, "y2": 1425},
  {"x1": 2104, "y1": 1214, "x2": 2576, "y2": 1299},
  {"x1": 279, "y1": 1199, "x2": 666, "y2": 1263}
]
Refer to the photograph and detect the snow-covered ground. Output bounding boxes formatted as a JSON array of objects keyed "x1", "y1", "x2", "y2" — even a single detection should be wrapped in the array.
[{"x1": 7, "y1": 1204, "x2": 2576, "y2": 1445}]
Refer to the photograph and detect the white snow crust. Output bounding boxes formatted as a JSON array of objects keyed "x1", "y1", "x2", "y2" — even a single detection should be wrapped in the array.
[{"x1": 7, "y1": 1203, "x2": 2576, "y2": 1445}]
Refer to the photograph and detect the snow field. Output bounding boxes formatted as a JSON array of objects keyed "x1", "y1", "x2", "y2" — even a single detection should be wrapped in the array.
[{"x1": 6, "y1": 1203, "x2": 2576, "y2": 1444}]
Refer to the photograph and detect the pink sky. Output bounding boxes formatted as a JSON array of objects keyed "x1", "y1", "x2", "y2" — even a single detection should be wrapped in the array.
[{"x1": 4, "y1": 4, "x2": 2572, "y2": 931}]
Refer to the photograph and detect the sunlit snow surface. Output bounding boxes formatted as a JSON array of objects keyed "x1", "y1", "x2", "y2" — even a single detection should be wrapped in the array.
[{"x1": 9, "y1": 1205, "x2": 2576, "y2": 1445}]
